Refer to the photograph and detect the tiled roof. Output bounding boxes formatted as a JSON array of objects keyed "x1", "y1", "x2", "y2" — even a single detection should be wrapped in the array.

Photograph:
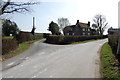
[{"x1": 79, "y1": 22, "x2": 90, "y2": 28}]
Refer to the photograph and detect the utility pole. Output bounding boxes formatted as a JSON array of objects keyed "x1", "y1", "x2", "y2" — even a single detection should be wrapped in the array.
[{"x1": 31, "y1": 17, "x2": 36, "y2": 35}]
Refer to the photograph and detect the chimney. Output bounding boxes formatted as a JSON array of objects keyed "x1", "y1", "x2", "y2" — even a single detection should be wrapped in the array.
[
  {"x1": 77, "y1": 20, "x2": 79, "y2": 23},
  {"x1": 88, "y1": 21, "x2": 90, "y2": 27},
  {"x1": 31, "y1": 17, "x2": 36, "y2": 35},
  {"x1": 76, "y1": 20, "x2": 79, "y2": 25}
]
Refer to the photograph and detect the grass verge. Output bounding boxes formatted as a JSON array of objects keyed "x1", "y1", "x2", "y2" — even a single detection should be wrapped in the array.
[
  {"x1": 70, "y1": 39, "x2": 103, "y2": 45},
  {"x1": 3, "y1": 36, "x2": 14, "y2": 39},
  {"x1": 2, "y1": 39, "x2": 42, "y2": 61},
  {"x1": 100, "y1": 42, "x2": 120, "y2": 79}
]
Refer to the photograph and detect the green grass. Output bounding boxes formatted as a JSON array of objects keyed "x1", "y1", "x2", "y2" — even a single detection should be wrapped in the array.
[
  {"x1": 100, "y1": 42, "x2": 120, "y2": 79},
  {"x1": 2, "y1": 39, "x2": 42, "y2": 61},
  {"x1": 3, "y1": 36, "x2": 14, "y2": 39},
  {"x1": 70, "y1": 39, "x2": 103, "y2": 45}
]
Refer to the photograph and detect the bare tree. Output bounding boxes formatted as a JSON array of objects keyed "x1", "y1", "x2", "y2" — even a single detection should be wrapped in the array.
[
  {"x1": 0, "y1": 0, "x2": 39, "y2": 15},
  {"x1": 93, "y1": 14, "x2": 109, "y2": 35},
  {"x1": 57, "y1": 17, "x2": 70, "y2": 34}
]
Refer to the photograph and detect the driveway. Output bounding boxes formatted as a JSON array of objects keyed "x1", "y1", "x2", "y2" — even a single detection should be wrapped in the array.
[{"x1": 2, "y1": 39, "x2": 107, "y2": 78}]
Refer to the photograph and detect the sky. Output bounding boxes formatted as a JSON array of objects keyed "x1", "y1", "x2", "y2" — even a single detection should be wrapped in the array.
[{"x1": 2, "y1": 0, "x2": 120, "y2": 34}]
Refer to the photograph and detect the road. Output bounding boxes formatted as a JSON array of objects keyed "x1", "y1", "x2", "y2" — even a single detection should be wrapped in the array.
[{"x1": 2, "y1": 39, "x2": 107, "y2": 78}]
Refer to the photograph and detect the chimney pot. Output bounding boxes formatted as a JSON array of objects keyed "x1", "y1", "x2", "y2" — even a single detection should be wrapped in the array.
[{"x1": 88, "y1": 21, "x2": 90, "y2": 26}]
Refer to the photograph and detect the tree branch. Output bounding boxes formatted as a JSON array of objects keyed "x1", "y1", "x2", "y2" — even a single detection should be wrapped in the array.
[
  {"x1": 3, "y1": 8, "x2": 29, "y2": 13},
  {"x1": 2, "y1": 0, "x2": 11, "y2": 14},
  {"x1": 1, "y1": 0, "x2": 39, "y2": 15}
]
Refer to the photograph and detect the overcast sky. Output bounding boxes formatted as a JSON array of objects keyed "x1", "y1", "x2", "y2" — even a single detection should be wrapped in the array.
[{"x1": 2, "y1": 0, "x2": 120, "y2": 34}]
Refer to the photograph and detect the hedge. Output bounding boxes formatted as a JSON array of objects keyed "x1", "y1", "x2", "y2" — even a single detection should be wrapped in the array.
[
  {"x1": 46, "y1": 35, "x2": 107, "y2": 44},
  {"x1": 15, "y1": 31, "x2": 43, "y2": 43},
  {"x1": 108, "y1": 35, "x2": 119, "y2": 54},
  {"x1": 2, "y1": 38, "x2": 18, "y2": 55}
]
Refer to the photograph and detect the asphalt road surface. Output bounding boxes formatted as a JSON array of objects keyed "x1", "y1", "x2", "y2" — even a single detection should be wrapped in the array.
[{"x1": 1, "y1": 39, "x2": 107, "y2": 78}]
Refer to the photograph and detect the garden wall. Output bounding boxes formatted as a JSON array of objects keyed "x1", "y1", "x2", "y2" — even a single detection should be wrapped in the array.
[{"x1": 2, "y1": 38, "x2": 18, "y2": 55}]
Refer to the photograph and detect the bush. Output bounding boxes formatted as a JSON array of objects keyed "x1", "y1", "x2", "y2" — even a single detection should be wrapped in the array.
[
  {"x1": 46, "y1": 35, "x2": 107, "y2": 44},
  {"x1": 2, "y1": 38, "x2": 18, "y2": 55}
]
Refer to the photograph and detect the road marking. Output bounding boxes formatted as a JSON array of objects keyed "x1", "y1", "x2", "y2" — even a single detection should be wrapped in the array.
[{"x1": 7, "y1": 62, "x2": 15, "y2": 66}]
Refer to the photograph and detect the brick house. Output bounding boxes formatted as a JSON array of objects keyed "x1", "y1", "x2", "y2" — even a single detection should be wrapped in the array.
[{"x1": 63, "y1": 20, "x2": 95, "y2": 35}]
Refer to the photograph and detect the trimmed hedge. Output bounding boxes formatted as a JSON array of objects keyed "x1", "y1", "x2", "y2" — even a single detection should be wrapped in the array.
[
  {"x1": 2, "y1": 38, "x2": 18, "y2": 55},
  {"x1": 46, "y1": 35, "x2": 107, "y2": 44},
  {"x1": 108, "y1": 35, "x2": 119, "y2": 54},
  {"x1": 16, "y1": 31, "x2": 43, "y2": 43}
]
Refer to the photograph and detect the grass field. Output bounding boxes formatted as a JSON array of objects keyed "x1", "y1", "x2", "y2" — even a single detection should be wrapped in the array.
[{"x1": 100, "y1": 42, "x2": 120, "y2": 79}]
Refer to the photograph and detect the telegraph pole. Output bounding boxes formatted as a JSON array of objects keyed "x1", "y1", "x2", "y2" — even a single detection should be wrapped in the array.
[{"x1": 31, "y1": 17, "x2": 36, "y2": 35}]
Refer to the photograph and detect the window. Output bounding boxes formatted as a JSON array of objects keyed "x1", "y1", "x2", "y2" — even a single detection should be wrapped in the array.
[
  {"x1": 72, "y1": 33, "x2": 74, "y2": 35},
  {"x1": 88, "y1": 33, "x2": 90, "y2": 35},
  {"x1": 67, "y1": 33, "x2": 69, "y2": 35},
  {"x1": 83, "y1": 33, "x2": 85, "y2": 35},
  {"x1": 82, "y1": 28, "x2": 85, "y2": 31},
  {"x1": 88, "y1": 29, "x2": 90, "y2": 31}
]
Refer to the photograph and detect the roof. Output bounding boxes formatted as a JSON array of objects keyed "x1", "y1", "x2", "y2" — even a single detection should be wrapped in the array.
[
  {"x1": 66, "y1": 25, "x2": 75, "y2": 28},
  {"x1": 78, "y1": 22, "x2": 90, "y2": 28},
  {"x1": 64, "y1": 21, "x2": 90, "y2": 29}
]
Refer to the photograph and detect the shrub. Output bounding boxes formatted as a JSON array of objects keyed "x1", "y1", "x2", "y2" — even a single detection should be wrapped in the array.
[{"x1": 2, "y1": 38, "x2": 18, "y2": 55}]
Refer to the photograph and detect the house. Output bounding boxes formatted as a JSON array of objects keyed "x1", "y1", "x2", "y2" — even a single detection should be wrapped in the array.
[{"x1": 63, "y1": 20, "x2": 94, "y2": 35}]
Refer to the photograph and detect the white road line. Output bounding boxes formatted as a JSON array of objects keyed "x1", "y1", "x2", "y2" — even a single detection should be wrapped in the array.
[{"x1": 7, "y1": 62, "x2": 15, "y2": 66}]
